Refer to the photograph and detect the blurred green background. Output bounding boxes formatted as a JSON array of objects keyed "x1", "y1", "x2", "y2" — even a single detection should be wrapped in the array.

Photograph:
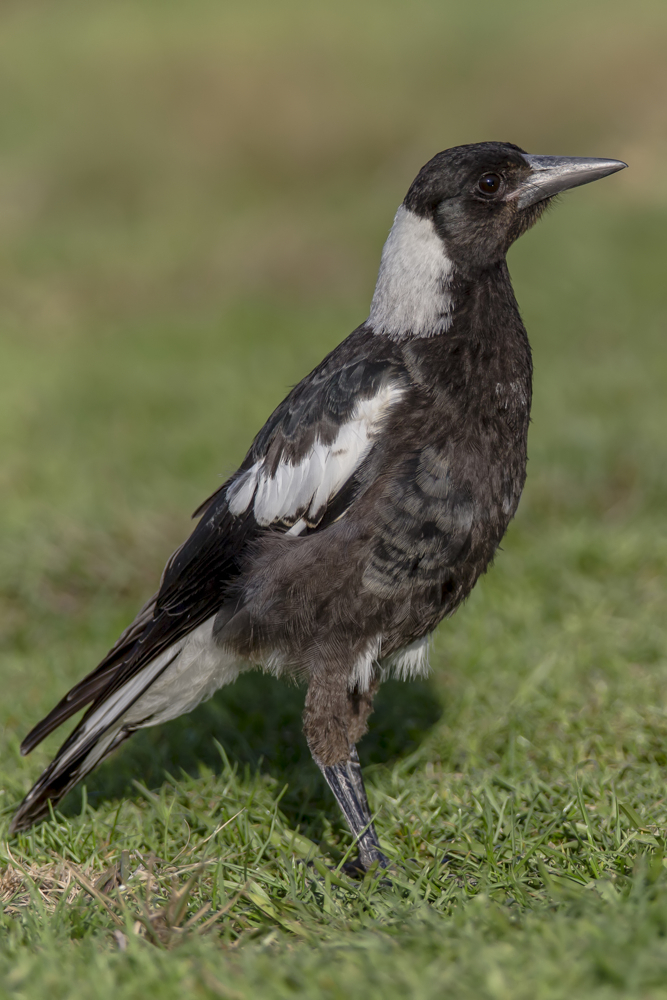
[{"x1": 1, "y1": 1, "x2": 667, "y2": 995}]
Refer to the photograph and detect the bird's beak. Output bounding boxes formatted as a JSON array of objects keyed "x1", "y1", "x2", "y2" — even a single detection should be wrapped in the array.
[{"x1": 511, "y1": 154, "x2": 627, "y2": 209}]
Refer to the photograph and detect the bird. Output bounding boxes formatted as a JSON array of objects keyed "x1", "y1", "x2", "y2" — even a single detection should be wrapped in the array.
[{"x1": 10, "y1": 142, "x2": 626, "y2": 870}]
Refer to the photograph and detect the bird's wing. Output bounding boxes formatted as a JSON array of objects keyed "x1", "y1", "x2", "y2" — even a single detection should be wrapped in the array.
[
  {"x1": 224, "y1": 370, "x2": 405, "y2": 531},
  {"x1": 21, "y1": 336, "x2": 406, "y2": 755}
]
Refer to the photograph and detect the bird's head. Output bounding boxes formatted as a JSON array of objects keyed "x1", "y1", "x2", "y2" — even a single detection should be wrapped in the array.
[
  {"x1": 404, "y1": 141, "x2": 627, "y2": 272},
  {"x1": 368, "y1": 141, "x2": 626, "y2": 339}
]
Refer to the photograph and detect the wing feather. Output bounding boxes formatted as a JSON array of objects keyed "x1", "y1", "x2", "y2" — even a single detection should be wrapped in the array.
[
  {"x1": 16, "y1": 329, "x2": 407, "y2": 800},
  {"x1": 228, "y1": 380, "x2": 404, "y2": 528}
]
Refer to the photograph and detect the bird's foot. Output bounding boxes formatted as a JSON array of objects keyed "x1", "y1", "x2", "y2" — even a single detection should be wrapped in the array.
[{"x1": 340, "y1": 849, "x2": 390, "y2": 878}]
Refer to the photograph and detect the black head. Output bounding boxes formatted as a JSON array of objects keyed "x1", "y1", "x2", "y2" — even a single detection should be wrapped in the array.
[{"x1": 404, "y1": 141, "x2": 626, "y2": 273}]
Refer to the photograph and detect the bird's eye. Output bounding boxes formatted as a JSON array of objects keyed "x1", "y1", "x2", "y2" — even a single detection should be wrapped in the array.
[{"x1": 477, "y1": 172, "x2": 502, "y2": 195}]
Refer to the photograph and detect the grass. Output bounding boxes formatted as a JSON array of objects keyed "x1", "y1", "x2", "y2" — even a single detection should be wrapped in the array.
[{"x1": 2, "y1": 1, "x2": 667, "y2": 997}]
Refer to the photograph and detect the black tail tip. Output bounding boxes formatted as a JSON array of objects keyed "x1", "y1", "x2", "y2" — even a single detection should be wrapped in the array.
[
  {"x1": 8, "y1": 811, "x2": 29, "y2": 837},
  {"x1": 8, "y1": 800, "x2": 40, "y2": 836}
]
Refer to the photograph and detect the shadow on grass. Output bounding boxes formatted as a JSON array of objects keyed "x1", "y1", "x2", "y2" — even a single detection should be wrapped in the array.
[{"x1": 64, "y1": 672, "x2": 442, "y2": 836}]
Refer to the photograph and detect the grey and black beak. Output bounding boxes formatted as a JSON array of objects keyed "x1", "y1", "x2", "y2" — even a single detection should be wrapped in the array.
[{"x1": 512, "y1": 154, "x2": 627, "y2": 209}]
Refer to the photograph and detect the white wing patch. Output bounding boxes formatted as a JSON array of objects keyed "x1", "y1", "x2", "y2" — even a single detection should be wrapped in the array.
[
  {"x1": 227, "y1": 382, "x2": 404, "y2": 526},
  {"x1": 368, "y1": 205, "x2": 454, "y2": 340}
]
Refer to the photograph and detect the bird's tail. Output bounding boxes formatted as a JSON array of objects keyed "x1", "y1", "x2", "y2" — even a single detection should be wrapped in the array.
[
  {"x1": 9, "y1": 664, "x2": 172, "y2": 835},
  {"x1": 9, "y1": 725, "x2": 130, "y2": 835}
]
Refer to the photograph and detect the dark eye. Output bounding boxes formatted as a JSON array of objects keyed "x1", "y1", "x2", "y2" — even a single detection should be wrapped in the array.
[{"x1": 478, "y1": 172, "x2": 502, "y2": 195}]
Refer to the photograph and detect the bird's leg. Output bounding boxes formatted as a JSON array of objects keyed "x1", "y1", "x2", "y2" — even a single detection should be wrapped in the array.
[
  {"x1": 317, "y1": 745, "x2": 388, "y2": 872},
  {"x1": 304, "y1": 674, "x2": 388, "y2": 872}
]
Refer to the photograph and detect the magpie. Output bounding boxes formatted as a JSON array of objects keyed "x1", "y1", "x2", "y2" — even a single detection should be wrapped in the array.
[{"x1": 10, "y1": 142, "x2": 626, "y2": 870}]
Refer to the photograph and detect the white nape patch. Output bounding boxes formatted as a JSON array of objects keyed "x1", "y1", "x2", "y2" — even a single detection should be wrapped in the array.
[
  {"x1": 227, "y1": 382, "x2": 404, "y2": 525},
  {"x1": 348, "y1": 636, "x2": 382, "y2": 693},
  {"x1": 381, "y1": 635, "x2": 431, "y2": 682},
  {"x1": 368, "y1": 205, "x2": 454, "y2": 340}
]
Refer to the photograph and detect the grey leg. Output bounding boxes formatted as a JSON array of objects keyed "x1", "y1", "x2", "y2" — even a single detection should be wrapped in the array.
[{"x1": 317, "y1": 745, "x2": 389, "y2": 871}]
